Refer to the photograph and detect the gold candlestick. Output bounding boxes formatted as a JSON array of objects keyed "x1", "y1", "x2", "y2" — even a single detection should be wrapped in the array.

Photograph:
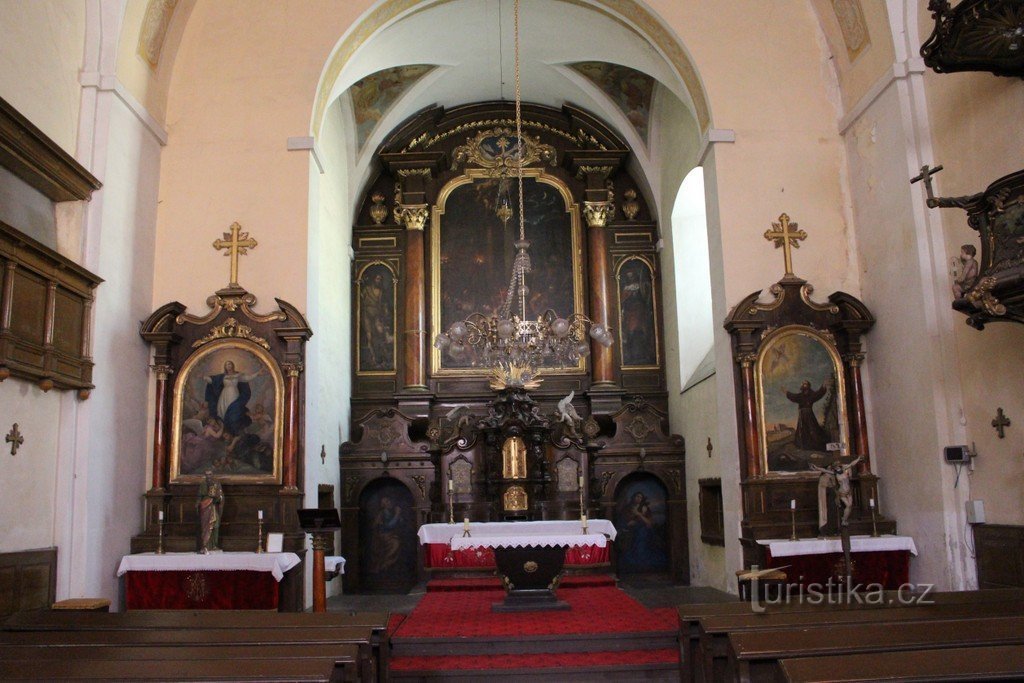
[
  {"x1": 156, "y1": 518, "x2": 165, "y2": 555},
  {"x1": 256, "y1": 517, "x2": 265, "y2": 553},
  {"x1": 790, "y1": 507, "x2": 798, "y2": 542},
  {"x1": 447, "y1": 483, "x2": 455, "y2": 525},
  {"x1": 870, "y1": 504, "x2": 879, "y2": 538}
]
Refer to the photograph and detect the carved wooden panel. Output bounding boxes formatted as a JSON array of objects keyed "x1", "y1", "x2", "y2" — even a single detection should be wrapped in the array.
[
  {"x1": 698, "y1": 478, "x2": 725, "y2": 546},
  {"x1": 0, "y1": 222, "x2": 101, "y2": 394},
  {"x1": 975, "y1": 524, "x2": 1024, "y2": 588},
  {"x1": 0, "y1": 547, "x2": 56, "y2": 617}
]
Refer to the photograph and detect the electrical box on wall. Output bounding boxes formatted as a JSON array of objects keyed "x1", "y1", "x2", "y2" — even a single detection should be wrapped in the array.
[
  {"x1": 944, "y1": 445, "x2": 974, "y2": 464},
  {"x1": 966, "y1": 499, "x2": 986, "y2": 525}
]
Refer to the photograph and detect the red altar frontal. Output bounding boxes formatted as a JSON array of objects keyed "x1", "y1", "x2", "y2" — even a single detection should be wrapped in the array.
[
  {"x1": 117, "y1": 552, "x2": 301, "y2": 610},
  {"x1": 757, "y1": 535, "x2": 917, "y2": 589},
  {"x1": 418, "y1": 520, "x2": 615, "y2": 569}
]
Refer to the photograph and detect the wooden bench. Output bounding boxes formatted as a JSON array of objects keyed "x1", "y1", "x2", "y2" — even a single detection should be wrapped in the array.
[
  {"x1": 778, "y1": 644, "x2": 1024, "y2": 682},
  {"x1": 0, "y1": 657, "x2": 340, "y2": 682},
  {"x1": 1, "y1": 609, "x2": 388, "y2": 682},
  {"x1": 727, "y1": 615, "x2": 1024, "y2": 683},
  {"x1": 0, "y1": 626, "x2": 378, "y2": 682},
  {"x1": 700, "y1": 598, "x2": 1024, "y2": 682},
  {"x1": 678, "y1": 588, "x2": 1024, "y2": 683}
]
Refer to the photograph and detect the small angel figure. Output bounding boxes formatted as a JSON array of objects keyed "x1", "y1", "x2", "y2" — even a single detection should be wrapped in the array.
[
  {"x1": 555, "y1": 391, "x2": 582, "y2": 439},
  {"x1": 444, "y1": 405, "x2": 475, "y2": 440}
]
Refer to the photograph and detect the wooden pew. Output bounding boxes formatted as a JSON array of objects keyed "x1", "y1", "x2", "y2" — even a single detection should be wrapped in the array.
[
  {"x1": 0, "y1": 644, "x2": 360, "y2": 682},
  {"x1": 0, "y1": 626, "x2": 378, "y2": 682},
  {"x1": 779, "y1": 644, "x2": 1024, "y2": 682},
  {"x1": 0, "y1": 657, "x2": 339, "y2": 682},
  {"x1": 700, "y1": 598, "x2": 1024, "y2": 682},
  {"x1": 679, "y1": 588, "x2": 1024, "y2": 683},
  {"x1": 1, "y1": 610, "x2": 388, "y2": 682},
  {"x1": 727, "y1": 614, "x2": 1024, "y2": 683}
]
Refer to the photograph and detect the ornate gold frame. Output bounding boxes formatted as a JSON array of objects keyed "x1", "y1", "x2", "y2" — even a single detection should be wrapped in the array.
[
  {"x1": 430, "y1": 168, "x2": 586, "y2": 376},
  {"x1": 169, "y1": 338, "x2": 285, "y2": 484},
  {"x1": 355, "y1": 259, "x2": 400, "y2": 376},
  {"x1": 614, "y1": 254, "x2": 661, "y2": 370},
  {"x1": 754, "y1": 324, "x2": 849, "y2": 477}
]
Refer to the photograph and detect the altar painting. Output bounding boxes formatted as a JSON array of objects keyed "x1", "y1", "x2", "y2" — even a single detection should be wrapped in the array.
[
  {"x1": 616, "y1": 256, "x2": 659, "y2": 368},
  {"x1": 356, "y1": 261, "x2": 397, "y2": 374},
  {"x1": 170, "y1": 339, "x2": 283, "y2": 483},
  {"x1": 433, "y1": 174, "x2": 582, "y2": 373},
  {"x1": 756, "y1": 327, "x2": 849, "y2": 474},
  {"x1": 359, "y1": 479, "x2": 417, "y2": 592},
  {"x1": 613, "y1": 475, "x2": 669, "y2": 574}
]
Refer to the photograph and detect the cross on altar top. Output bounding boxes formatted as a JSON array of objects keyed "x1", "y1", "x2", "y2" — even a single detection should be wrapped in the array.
[
  {"x1": 212, "y1": 222, "x2": 257, "y2": 286},
  {"x1": 763, "y1": 213, "x2": 808, "y2": 277}
]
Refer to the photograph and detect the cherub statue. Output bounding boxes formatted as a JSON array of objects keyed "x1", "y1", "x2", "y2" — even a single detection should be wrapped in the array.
[
  {"x1": 555, "y1": 391, "x2": 582, "y2": 439},
  {"x1": 443, "y1": 405, "x2": 475, "y2": 442},
  {"x1": 809, "y1": 456, "x2": 863, "y2": 535}
]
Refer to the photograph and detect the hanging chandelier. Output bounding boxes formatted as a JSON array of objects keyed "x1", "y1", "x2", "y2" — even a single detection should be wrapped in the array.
[{"x1": 432, "y1": 0, "x2": 613, "y2": 389}]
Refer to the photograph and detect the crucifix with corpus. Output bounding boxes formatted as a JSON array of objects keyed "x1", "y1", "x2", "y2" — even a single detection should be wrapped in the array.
[
  {"x1": 764, "y1": 213, "x2": 808, "y2": 277},
  {"x1": 213, "y1": 222, "x2": 258, "y2": 287}
]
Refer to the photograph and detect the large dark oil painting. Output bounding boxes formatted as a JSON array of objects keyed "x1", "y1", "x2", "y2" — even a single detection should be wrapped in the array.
[
  {"x1": 357, "y1": 262, "x2": 396, "y2": 374},
  {"x1": 358, "y1": 479, "x2": 418, "y2": 592},
  {"x1": 617, "y1": 257, "x2": 659, "y2": 368},
  {"x1": 170, "y1": 340, "x2": 283, "y2": 483},
  {"x1": 435, "y1": 176, "x2": 578, "y2": 372},
  {"x1": 757, "y1": 327, "x2": 848, "y2": 474},
  {"x1": 614, "y1": 474, "x2": 670, "y2": 574}
]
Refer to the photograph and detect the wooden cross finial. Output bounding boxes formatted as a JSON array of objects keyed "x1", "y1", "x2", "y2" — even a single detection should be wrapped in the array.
[
  {"x1": 212, "y1": 222, "x2": 257, "y2": 286},
  {"x1": 992, "y1": 407, "x2": 1011, "y2": 439},
  {"x1": 763, "y1": 213, "x2": 808, "y2": 277},
  {"x1": 6, "y1": 423, "x2": 23, "y2": 456}
]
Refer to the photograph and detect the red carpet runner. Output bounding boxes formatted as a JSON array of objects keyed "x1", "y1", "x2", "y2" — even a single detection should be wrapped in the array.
[{"x1": 389, "y1": 576, "x2": 679, "y2": 680}]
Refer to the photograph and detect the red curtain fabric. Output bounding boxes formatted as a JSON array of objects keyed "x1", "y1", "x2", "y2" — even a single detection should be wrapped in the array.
[
  {"x1": 764, "y1": 549, "x2": 910, "y2": 590},
  {"x1": 424, "y1": 543, "x2": 609, "y2": 568},
  {"x1": 124, "y1": 570, "x2": 279, "y2": 610}
]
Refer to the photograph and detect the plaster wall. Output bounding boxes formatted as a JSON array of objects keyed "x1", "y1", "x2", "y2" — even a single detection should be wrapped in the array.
[
  {"x1": 65, "y1": 93, "x2": 162, "y2": 602},
  {"x1": 842, "y1": 81, "x2": 972, "y2": 588},
  {"x1": 0, "y1": 379, "x2": 61, "y2": 553},
  {"x1": 916, "y1": 16, "x2": 1024, "y2": 526},
  {"x1": 678, "y1": 376, "x2": 727, "y2": 590},
  {"x1": 304, "y1": 100, "x2": 353, "y2": 602},
  {"x1": 0, "y1": 0, "x2": 85, "y2": 155},
  {"x1": 810, "y1": 0, "x2": 895, "y2": 111}
]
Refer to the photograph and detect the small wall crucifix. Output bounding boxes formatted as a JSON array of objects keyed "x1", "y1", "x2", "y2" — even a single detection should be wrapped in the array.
[
  {"x1": 212, "y1": 222, "x2": 258, "y2": 286},
  {"x1": 992, "y1": 407, "x2": 1011, "y2": 439},
  {"x1": 6, "y1": 423, "x2": 24, "y2": 455},
  {"x1": 763, "y1": 213, "x2": 808, "y2": 277}
]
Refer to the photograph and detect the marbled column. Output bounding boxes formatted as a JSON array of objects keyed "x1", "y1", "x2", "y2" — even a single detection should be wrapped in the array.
[
  {"x1": 738, "y1": 353, "x2": 761, "y2": 479},
  {"x1": 400, "y1": 205, "x2": 429, "y2": 390},
  {"x1": 150, "y1": 365, "x2": 172, "y2": 490},
  {"x1": 283, "y1": 363, "x2": 302, "y2": 489},
  {"x1": 585, "y1": 201, "x2": 615, "y2": 386},
  {"x1": 844, "y1": 353, "x2": 871, "y2": 474}
]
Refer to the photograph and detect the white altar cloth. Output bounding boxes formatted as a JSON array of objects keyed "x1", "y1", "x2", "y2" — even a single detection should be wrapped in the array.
[
  {"x1": 117, "y1": 552, "x2": 301, "y2": 582},
  {"x1": 418, "y1": 519, "x2": 616, "y2": 545},
  {"x1": 450, "y1": 532, "x2": 609, "y2": 551},
  {"x1": 325, "y1": 555, "x2": 346, "y2": 573},
  {"x1": 756, "y1": 535, "x2": 918, "y2": 558}
]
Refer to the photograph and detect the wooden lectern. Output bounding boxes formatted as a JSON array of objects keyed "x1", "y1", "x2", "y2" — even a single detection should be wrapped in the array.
[{"x1": 297, "y1": 509, "x2": 342, "y2": 612}]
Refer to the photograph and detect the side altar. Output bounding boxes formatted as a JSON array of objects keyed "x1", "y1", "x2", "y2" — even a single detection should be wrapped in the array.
[{"x1": 129, "y1": 224, "x2": 312, "y2": 611}]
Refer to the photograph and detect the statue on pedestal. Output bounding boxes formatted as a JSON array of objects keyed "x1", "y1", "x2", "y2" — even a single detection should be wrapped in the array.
[{"x1": 197, "y1": 469, "x2": 224, "y2": 553}]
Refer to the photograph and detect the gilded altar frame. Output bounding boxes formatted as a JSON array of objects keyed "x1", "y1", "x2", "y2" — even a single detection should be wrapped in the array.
[
  {"x1": 169, "y1": 338, "x2": 285, "y2": 484},
  {"x1": 429, "y1": 168, "x2": 586, "y2": 376},
  {"x1": 754, "y1": 325, "x2": 850, "y2": 476}
]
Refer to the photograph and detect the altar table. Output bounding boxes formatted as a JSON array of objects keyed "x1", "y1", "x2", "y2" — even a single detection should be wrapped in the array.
[
  {"x1": 117, "y1": 552, "x2": 301, "y2": 610},
  {"x1": 418, "y1": 520, "x2": 616, "y2": 569},
  {"x1": 756, "y1": 535, "x2": 917, "y2": 589}
]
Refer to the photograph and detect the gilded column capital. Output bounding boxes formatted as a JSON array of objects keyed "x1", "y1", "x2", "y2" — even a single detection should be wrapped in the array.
[
  {"x1": 150, "y1": 364, "x2": 173, "y2": 381},
  {"x1": 583, "y1": 201, "x2": 613, "y2": 229},
  {"x1": 842, "y1": 353, "x2": 865, "y2": 367},
  {"x1": 736, "y1": 352, "x2": 757, "y2": 368},
  {"x1": 397, "y1": 204, "x2": 430, "y2": 231},
  {"x1": 282, "y1": 362, "x2": 304, "y2": 377}
]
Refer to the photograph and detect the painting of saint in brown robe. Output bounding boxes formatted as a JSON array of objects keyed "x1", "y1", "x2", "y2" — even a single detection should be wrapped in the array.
[{"x1": 785, "y1": 380, "x2": 830, "y2": 452}]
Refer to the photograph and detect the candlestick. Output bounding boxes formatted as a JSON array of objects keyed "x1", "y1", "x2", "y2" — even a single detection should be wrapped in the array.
[
  {"x1": 447, "y1": 481, "x2": 454, "y2": 524},
  {"x1": 789, "y1": 503, "x2": 798, "y2": 542},
  {"x1": 156, "y1": 516, "x2": 165, "y2": 555},
  {"x1": 581, "y1": 513, "x2": 588, "y2": 534},
  {"x1": 256, "y1": 513, "x2": 265, "y2": 553},
  {"x1": 462, "y1": 517, "x2": 471, "y2": 537},
  {"x1": 870, "y1": 498, "x2": 879, "y2": 538}
]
